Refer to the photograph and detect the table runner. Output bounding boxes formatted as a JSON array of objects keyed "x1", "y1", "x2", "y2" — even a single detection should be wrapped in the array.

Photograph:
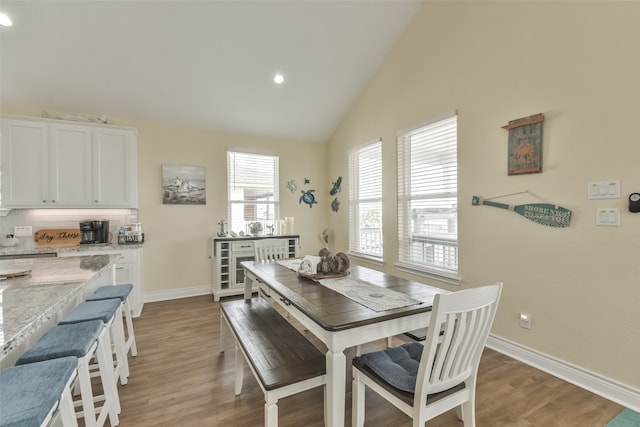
[
  {"x1": 276, "y1": 258, "x2": 303, "y2": 271},
  {"x1": 317, "y1": 276, "x2": 422, "y2": 312},
  {"x1": 276, "y1": 258, "x2": 422, "y2": 312}
]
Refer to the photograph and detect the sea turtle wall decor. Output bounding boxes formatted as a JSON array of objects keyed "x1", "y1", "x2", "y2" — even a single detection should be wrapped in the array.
[
  {"x1": 330, "y1": 176, "x2": 342, "y2": 195},
  {"x1": 286, "y1": 180, "x2": 297, "y2": 193},
  {"x1": 300, "y1": 189, "x2": 317, "y2": 208},
  {"x1": 331, "y1": 197, "x2": 340, "y2": 212}
]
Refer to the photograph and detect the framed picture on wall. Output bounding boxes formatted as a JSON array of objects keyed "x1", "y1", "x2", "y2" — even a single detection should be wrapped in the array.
[
  {"x1": 162, "y1": 164, "x2": 206, "y2": 205},
  {"x1": 503, "y1": 113, "x2": 544, "y2": 175}
]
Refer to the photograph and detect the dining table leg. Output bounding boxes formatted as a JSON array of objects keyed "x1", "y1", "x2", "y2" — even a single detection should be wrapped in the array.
[{"x1": 326, "y1": 349, "x2": 347, "y2": 427}]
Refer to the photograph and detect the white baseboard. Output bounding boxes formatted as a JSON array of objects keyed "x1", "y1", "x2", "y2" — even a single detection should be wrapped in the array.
[
  {"x1": 143, "y1": 285, "x2": 212, "y2": 304},
  {"x1": 487, "y1": 334, "x2": 640, "y2": 412}
]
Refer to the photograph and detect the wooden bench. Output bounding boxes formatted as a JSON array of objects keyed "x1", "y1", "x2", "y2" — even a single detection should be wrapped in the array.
[{"x1": 220, "y1": 298, "x2": 326, "y2": 427}]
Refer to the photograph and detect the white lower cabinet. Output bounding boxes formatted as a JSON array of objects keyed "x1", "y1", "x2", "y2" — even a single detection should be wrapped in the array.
[
  {"x1": 211, "y1": 236, "x2": 299, "y2": 301},
  {"x1": 58, "y1": 248, "x2": 144, "y2": 316}
]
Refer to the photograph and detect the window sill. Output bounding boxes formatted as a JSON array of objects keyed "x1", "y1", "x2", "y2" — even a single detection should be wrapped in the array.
[
  {"x1": 348, "y1": 252, "x2": 384, "y2": 267},
  {"x1": 394, "y1": 261, "x2": 461, "y2": 286}
]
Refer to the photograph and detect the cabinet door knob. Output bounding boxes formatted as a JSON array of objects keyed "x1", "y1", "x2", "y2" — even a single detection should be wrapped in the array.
[
  {"x1": 52, "y1": 200, "x2": 56, "y2": 203},
  {"x1": 43, "y1": 200, "x2": 47, "y2": 203},
  {"x1": 94, "y1": 200, "x2": 99, "y2": 203}
]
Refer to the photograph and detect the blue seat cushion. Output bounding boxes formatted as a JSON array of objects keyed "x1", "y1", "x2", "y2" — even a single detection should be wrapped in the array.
[
  {"x1": 86, "y1": 284, "x2": 133, "y2": 302},
  {"x1": 16, "y1": 320, "x2": 104, "y2": 364},
  {"x1": 59, "y1": 298, "x2": 121, "y2": 324},
  {"x1": 0, "y1": 356, "x2": 77, "y2": 427},
  {"x1": 359, "y1": 342, "x2": 423, "y2": 393}
]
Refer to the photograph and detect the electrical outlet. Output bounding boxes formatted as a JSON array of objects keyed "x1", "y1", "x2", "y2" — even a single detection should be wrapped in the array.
[
  {"x1": 14, "y1": 226, "x2": 33, "y2": 236},
  {"x1": 519, "y1": 313, "x2": 531, "y2": 330}
]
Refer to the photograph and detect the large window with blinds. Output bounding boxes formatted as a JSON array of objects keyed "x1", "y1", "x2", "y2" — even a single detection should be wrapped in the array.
[
  {"x1": 227, "y1": 152, "x2": 279, "y2": 234},
  {"x1": 397, "y1": 114, "x2": 458, "y2": 279},
  {"x1": 348, "y1": 140, "x2": 383, "y2": 259}
]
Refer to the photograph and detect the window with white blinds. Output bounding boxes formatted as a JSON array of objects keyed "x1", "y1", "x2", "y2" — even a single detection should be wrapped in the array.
[
  {"x1": 227, "y1": 152, "x2": 279, "y2": 234},
  {"x1": 348, "y1": 141, "x2": 383, "y2": 259},
  {"x1": 397, "y1": 114, "x2": 458, "y2": 279}
]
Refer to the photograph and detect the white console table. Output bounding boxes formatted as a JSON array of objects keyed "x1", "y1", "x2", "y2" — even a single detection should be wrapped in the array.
[{"x1": 210, "y1": 235, "x2": 299, "y2": 301}]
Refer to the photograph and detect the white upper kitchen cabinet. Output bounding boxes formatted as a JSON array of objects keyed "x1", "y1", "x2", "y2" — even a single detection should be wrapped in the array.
[
  {"x1": 0, "y1": 115, "x2": 138, "y2": 208},
  {"x1": 50, "y1": 123, "x2": 93, "y2": 206},
  {"x1": 0, "y1": 118, "x2": 50, "y2": 207},
  {"x1": 92, "y1": 127, "x2": 137, "y2": 207}
]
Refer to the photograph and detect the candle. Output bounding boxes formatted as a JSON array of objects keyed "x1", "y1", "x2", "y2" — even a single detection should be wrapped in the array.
[{"x1": 285, "y1": 217, "x2": 294, "y2": 235}]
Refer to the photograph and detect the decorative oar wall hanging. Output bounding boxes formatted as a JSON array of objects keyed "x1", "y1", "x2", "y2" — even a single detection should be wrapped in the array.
[{"x1": 472, "y1": 191, "x2": 572, "y2": 228}]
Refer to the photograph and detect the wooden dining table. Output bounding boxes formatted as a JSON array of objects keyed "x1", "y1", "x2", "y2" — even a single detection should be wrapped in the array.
[{"x1": 241, "y1": 260, "x2": 448, "y2": 427}]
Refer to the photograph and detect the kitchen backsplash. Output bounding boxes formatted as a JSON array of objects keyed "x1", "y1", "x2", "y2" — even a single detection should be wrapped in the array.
[{"x1": 1, "y1": 209, "x2": 139, "y2": 250}]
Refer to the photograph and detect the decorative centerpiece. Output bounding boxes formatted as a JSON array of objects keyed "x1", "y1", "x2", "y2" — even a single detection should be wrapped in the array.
[{"x1": 298, "y1": 248, "x2": 350, "y2": 279}]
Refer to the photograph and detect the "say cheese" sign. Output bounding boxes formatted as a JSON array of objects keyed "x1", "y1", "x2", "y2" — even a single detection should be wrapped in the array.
[{"x1": 34, "y1": 228, "x2": 81, "y2": 247}]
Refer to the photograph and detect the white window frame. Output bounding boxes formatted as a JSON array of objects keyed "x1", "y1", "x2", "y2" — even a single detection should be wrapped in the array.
[
  {"x1": 348, "y1": 140, "x2": 383, "y2": 260},
  {"x1": 396, "y1": 114, "x2": 459, "y2": 282},
  {"x1": 227, "y1": 151, "x2": 279, "y2": 235}
]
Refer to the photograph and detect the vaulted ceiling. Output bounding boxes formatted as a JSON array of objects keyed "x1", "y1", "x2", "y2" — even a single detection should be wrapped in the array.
[{"x1": 0, "y1": 1, "x2": 422, "y2": 143}]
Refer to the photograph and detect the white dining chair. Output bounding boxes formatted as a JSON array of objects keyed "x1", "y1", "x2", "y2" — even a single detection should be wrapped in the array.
[
  {"x1": 253, "y1": 238, "x2": 289, "y2": 261},
  {"x1": 352, "y1": 282, "x2": 503, "y2": 427}
]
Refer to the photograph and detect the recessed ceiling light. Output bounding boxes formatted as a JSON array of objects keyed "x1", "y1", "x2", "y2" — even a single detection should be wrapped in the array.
[
  {"x1": 0, "y1": 13, "x2": 12, "y2": 27},
  {"x1": 274, "y1": 74, "x2": 285, "y2": 84}
]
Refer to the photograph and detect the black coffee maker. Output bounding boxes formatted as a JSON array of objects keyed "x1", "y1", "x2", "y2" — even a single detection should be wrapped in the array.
[{"x1": 79, "y1": 220, "x2": 110, "y2": 244}]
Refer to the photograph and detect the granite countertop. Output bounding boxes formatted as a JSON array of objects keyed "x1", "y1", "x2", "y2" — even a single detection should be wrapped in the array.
[
  {"x1": 0, "y1": 254, "x2": 121, "y2": 362},
  {"x1": 0, "y1": 243, "x2": 143, "y2": 257}
]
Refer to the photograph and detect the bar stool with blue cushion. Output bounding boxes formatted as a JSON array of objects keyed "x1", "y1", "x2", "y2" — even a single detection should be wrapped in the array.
[
  {"x1": 0, "y1": 356, "x2": 78, "y2": 427},
  {"x1": 59, "y1": 298, "x2": 129, "y2": 386},
  {"x1": 86, "y1": 284, "x2": 137, "y2": 357},
  {"x1": 15, "y1": 320, "x2": 119, "y2": 427}
]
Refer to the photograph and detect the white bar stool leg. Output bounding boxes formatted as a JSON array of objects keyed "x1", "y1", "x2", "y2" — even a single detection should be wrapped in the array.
[
  {"x1": 122, "y1": 296, "x2": 137, "y2": 356},
  {"x1": 110, "y1": 302, "x2": 130, "y2": 384},
  {"x1": 95, "y1": 326, "x2": 120, "y2": 425}
]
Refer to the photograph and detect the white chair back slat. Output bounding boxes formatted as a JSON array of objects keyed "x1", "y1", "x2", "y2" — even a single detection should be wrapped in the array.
[
  {"x1": 418, "y1": 283, "x2": 502, "y2": 399},
  {"x1": 254, "y1": 239, "x2": 289, "y2": 262}
]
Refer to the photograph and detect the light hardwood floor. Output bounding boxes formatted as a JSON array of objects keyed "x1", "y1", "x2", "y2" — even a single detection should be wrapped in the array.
[{"x1": 115, "y1": 295, "x2": 622, "y2": 426}]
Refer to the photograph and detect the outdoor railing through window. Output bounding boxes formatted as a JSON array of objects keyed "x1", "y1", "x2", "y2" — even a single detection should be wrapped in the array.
[
  {"x1": 356, "y1": 230, "x2": 457, "y2": 268},
  {"x1": 410, "y1": 234, "x2": 458, "y2": 269},
  {"x1": 358, "y1": 228, "x2": 383, "y2": 256}
]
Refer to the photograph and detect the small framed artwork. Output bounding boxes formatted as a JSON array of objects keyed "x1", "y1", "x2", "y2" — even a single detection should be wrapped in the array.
[
  {"x1": 503, "y1": 113, "x2": 544, "y2": 175},
  {"x1": 162, "y1": 164, "x2": 206, "y2": 205}
]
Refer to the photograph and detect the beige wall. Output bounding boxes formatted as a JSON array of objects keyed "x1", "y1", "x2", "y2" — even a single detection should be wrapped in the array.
[
  {"x1": 327, "y1": 1, "x2": 639, "y2": 389},
  {"x1": 129, "y1": 120, "x2": 329, "y2": 294},
  {"x1": 1, "y1": 106, "x2": 329, "y2": 296}
]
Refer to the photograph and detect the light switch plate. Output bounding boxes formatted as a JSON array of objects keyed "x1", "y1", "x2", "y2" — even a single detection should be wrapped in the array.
[
  {"x1": 519, "y1": 313, "x2": 531, "y2": 330},
  {"x1": 596, "y1": 208, "x2": 620, "y2": 226},
  {"x1": 588, "y1": 180, "x2": 620, "y2": 199},
  {"x1": 14, "y1": 225, "x2": 33, "y2": 236}
]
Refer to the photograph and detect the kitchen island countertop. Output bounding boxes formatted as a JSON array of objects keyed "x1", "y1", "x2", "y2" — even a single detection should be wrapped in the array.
[
  {"x1": 0, "y1": 254, "x2": 120, "y2": 367},
  {"x1": 0, "y1": 243, "x2": 143, "y2": 257}
]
